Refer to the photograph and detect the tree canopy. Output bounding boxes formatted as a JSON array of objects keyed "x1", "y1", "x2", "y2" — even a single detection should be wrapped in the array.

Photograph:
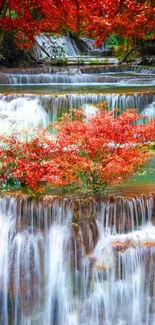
[
  {"x1": 0, "y1": 0, "x2": 155, "y2": 49},
  {"x1": 84, "y1": 0, "x2": 155, "y2": 45}
]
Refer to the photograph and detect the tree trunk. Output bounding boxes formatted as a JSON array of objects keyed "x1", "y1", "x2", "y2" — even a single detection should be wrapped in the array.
[{"x1": 0, "y1": 31, "x2": 32, "y2": 67}]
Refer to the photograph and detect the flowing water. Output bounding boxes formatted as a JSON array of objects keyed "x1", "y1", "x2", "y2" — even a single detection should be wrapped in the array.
[
  {"x1": 33, "y1": 35, "x2": 114, "y2": 62},
  {"x1": 0, "y1": 92, "x2": 154, "y2": 130},
  {"x1": 1, "y1": 65, "x2": 155, "y2": 133},
  {"x1": 0, "y1": 194, "x2": 155, "y2": 324},
  {"x1": 1, "y1": 61, "x2": 155, "y2": 324}
]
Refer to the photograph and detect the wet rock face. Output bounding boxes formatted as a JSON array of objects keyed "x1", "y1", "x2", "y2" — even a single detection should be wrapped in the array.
[
  {"x1": 0, "y1": 66, "x2": 75, "y2": 75},
  {"x1": 2, "y1": 191, "x2": 155, "y2": 227},
  {"x1": 2, "y1": 192, "x2": 155, "y2": 251},
  {"x1": 0, "y1": 73, "x2": 10, "y2": 84}
]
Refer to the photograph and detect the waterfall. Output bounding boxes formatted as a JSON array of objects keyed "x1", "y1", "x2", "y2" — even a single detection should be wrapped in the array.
[
  {"x1": 1, "y1": 66, "x2": 155, "y2": 86},
  {"x1": 33, "y1": 35, "x2": 113, "y2": 61},
  {"x1": 0, "y1": 93, "x2": 154, "y2": 129},
  {"x1": 0, "y1": 95, "x2": 48, "y2": 134},
  {"x1": 141, "y1": 101, "x2": 155, "y2": 121},
  {"x1": 0, "y1": 66, "x2": 133, "y2": 85},
  {"x1": 0, "y1": 194, "x2": 155, "y2": 324},
  {"x1": 80, "y1": 245, "x2": 155, "y2": 325},
  {"x1": 34, "y1": 35, "x2": 81, "y2": 61},
  {"x1": 2, "y1": 65, "x2": 155, "y2": 86},
  {"x1": 81, "y1": 38, "x2": 112, "y2": 57},
  {"x1": 81, "y1": 38, "x2": 107, "y2": 51},
  {"x1": 4, "y1": 73, "x2": 155, "y2": 85},
  {"x1": 0, "y1": 195, "x2": 76, "y2": 325},
  {"x1": 44, "y1": 201, "x2": 77, "y2": 325},
  {"x1": 3, "y1": 73, "x2": 138, "y2": 85}
]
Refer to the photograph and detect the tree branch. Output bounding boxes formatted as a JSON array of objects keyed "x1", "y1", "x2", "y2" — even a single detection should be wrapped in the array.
[{"x1": 118, "y1": 48, "x2": 140, "y2": 65}]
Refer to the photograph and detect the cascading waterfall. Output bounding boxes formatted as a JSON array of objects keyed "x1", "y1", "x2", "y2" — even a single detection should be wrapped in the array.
[
  {"x1": 0, "y1": 93, "x2": 154, "y2": 130},
  {"x1": 0, "y1": 95, "x2": 48, "y2": 134},
  {"x1": 44, "y1": 202, "x2": 77, "y2": 325},
  {"x1": 74, "y1": 194, "x2": 155, "y2": 325},
  {"x1": 0, "y1": 194, "x2": 155, "y2": 324},
  {"x1": 0, "y1": 196, "x2": 76, "y2": 325},
  {"x1": 2, "y1": 73, "x2": 137, "y2": 85},
  {"x1": 2, "y1": 65, "x2": 155, "y2": 85},
  {"x1": 3, "y1": 73, "x2": 155, "y2": 85},
  {"x1": 1, "y1": 62, "x2": 155, "y2": 324},
  {"x1": 34, "y1": 35, "x2": 81, "y2": 61},
  {"x1": 33, "y1": 35, "x2": 112, "y2": 61},
  {"x1": 80, "y1": 245, "x2": 155, "y2": 325}
]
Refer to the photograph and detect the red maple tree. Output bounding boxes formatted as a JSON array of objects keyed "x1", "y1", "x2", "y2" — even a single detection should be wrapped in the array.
[{"x1": 0, "y1": 107, "x2": 154, "y2": 193}]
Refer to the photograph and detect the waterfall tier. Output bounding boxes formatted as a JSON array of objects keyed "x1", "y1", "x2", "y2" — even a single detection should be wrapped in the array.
[
  {"x1": 1, "y1": 64, "x2": 155, "y2": 79},
  {"x1": 1, "y1": 65, "x2": 155, "y2": 85},
  {"x1": 0, "y1": 193, "x2": 155, "y2": 324},
  {"x1": 2, "y1": 73, "x2": 155, "y2": 85},
  {"x1": 0, "y1": 92, "x2": 154, "y2": 134},
  {"x1": 0, "y1": 92, "x2": 154, "y2": 122}
]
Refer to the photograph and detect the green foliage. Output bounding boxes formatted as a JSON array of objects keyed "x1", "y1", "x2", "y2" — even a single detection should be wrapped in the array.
[
  {"x1": 79, "y1": 171, "x2": 107, "y2": 194},
  {"x1": 114, "y1": 45, "x2": 139, "y2": 62},
  {"x1": 6, "y1": 10, "x2": 18, "y2": 19},
  {"x1": 143, "y1": 142, "x2": 155, "y2": 150},
  {"x1": 90, "y1": 59, "x2": 109, "y2": 65},
  {"x1": 56, "y1": 57, "x2": 68, "y2": 65},
  {"x1": 48, "y1": 35, "x2": 66, "y2": 58},
  {"x1": 105, "y1": 34, "x2": 120, "y2": 48}
]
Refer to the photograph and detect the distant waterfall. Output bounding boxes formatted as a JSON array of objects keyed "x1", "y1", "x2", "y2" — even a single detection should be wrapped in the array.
[
  {"x1": 33, "y1": 35, "x2": 112, "y2": 61},
  {"x1": 0, "y1": 194, "x2": 155, "y2": 324},
  {"x1": 34, "y1": 35, "x2": 81, "y2": 61}
]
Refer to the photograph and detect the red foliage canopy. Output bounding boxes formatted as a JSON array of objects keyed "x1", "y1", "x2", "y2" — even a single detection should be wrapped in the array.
[
  {"x1": 85, "y1": 0, "x2": 155, "y2": 45},
  {"x1": 0, "y1": 0, "x2": 87, "y2": 48},
  {"x1": 0, "y1": 0, "x2": 155, "y2": 48}
]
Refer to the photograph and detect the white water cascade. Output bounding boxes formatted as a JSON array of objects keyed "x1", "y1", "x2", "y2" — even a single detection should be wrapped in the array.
[
  {"x1": 4, "y1": 73, "x2": 155, "y2": 85},
  {"x1": 141, "y1": 101, "x2": 155, "y2": 121},
  {"x1": 2, "y1": 73, "x2": 133, "y2": 84},
  {"x1": 0, "y1": 194, "x2": 155, "y2": 324},
  {"x1": 33, "y1": 35, "x2": 113, "y2": 62},
  {"x1": 0, "y1": 96, "x2": 48, "y2": 134},
  {"x1": 0, "y1": 93, "x2": 154, "y2": 131},
  {"x1": 34, "y1": 35, "x2": 81, "y2": 61},
  {"x1": 2, "y1": 65, "x2": 155, "y2": 85},
  {"x1": 1, "y1": 64, "x2": 155, "y2": 131}
]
